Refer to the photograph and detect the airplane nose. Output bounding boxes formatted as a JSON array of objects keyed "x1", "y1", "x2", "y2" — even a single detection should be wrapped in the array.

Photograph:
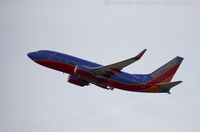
[
  {"x1": 27, "y1": 52, "x2": 37, "y2": 60},
  {"x1": 27, "y1": 52, "x2": 33, "y2": 59}
]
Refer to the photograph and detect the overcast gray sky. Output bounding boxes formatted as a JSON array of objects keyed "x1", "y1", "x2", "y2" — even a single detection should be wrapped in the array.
[{"x1": 1, "y1": 0, "x2": 200, "y2": 132}]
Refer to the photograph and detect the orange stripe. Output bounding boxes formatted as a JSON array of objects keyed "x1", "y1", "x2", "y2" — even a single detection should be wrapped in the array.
[
  {"x1": 138, "y1": 86, "x2": 162, "y2": 93},
  {"x1": 160, "y1": 74, "x2": 174, "y2": 83},
  {"x1": 138, "y1": 74, "x2": 175, "y2": 93}
]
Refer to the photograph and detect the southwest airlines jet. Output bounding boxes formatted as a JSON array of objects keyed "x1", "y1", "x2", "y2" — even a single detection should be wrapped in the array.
[{"x1": 27, "y1": 49, "x2": 183, "y2": 94}]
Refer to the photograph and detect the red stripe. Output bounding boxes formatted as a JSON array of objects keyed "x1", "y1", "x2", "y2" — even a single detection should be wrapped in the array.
[{"x1": 35, "y1": 60, "x2": 75, "y2": 74}]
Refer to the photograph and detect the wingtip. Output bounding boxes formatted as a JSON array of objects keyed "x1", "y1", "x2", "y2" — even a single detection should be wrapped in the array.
[
  {"x1": 135, "y1": 49, "x2": 147, "y2": 60},
  {"x1": 141, "y1": 49, "x2": 147, "y2": 54},
  {"x1": 176, "y1": 81, "x2": 183, "y2": 84}
]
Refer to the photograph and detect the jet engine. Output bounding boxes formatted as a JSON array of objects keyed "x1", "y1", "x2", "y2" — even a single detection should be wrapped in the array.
[{"x1": 68, "y1": 75, "x2": 89, "y2": 87}]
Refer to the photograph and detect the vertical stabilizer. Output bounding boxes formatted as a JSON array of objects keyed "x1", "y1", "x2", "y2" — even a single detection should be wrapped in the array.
[{"x1": 149, "y1": 56, "x2": 183, "y2": 83}]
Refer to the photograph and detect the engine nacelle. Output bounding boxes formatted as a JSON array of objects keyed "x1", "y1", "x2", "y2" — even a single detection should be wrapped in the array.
[
  {"x1": 74, "y1": 65, "x2": 93, "y2": 77},
  {"x1": 68, "y1": 75, "x2": 89, "y2": 87}
]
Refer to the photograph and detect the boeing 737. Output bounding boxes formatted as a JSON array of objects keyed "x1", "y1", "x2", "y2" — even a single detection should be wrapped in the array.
[{"x1": 27, "y1": 49, "x2": 183, "y2": 94}]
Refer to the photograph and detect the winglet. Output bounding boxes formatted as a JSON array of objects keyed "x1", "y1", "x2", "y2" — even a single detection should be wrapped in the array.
[{"x1": 135, "y1": 49, "x2": 147, "y2": 60}]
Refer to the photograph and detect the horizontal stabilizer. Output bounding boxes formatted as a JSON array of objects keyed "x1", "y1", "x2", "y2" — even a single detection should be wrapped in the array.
[{"x1": 156, "y1": 81, "x2": 183, "y2": 94}]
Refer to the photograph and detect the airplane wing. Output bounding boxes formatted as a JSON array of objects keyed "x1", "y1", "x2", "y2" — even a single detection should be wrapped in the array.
[{"x1": 92, "y1": 49, "x2": 147, "y2": 77}]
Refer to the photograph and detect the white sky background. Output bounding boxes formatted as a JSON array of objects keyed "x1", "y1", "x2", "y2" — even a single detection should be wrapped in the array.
[{"x1": 0, "y1": 0, "x2": 200, "y2": 132}]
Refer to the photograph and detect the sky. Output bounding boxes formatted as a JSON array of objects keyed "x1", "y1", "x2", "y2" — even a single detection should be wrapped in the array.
[{"x1": 0, "y1": 0, "x2": 200, "y2": 132}]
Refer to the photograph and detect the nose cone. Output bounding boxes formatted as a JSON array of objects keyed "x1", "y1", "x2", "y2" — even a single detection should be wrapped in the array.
[
  {"x1": 27, "y1": 52, "x2": 34, "y2": 59},
  {"x1": 27, "y1": 52, "x2": 39, "y2": 60},
  {"x1": 27, "y1": 52, "x2": 32, "y2": 57}
]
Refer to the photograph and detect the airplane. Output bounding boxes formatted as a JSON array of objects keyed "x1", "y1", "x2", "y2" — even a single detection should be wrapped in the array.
[{"x1": 27, "y1": 49, "x2": 183, "y2": 94}]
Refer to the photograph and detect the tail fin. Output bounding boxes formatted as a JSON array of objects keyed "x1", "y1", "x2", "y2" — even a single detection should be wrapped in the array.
[{"x1": 150, "y1": 56, "x2": 184, "y2": 83}]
